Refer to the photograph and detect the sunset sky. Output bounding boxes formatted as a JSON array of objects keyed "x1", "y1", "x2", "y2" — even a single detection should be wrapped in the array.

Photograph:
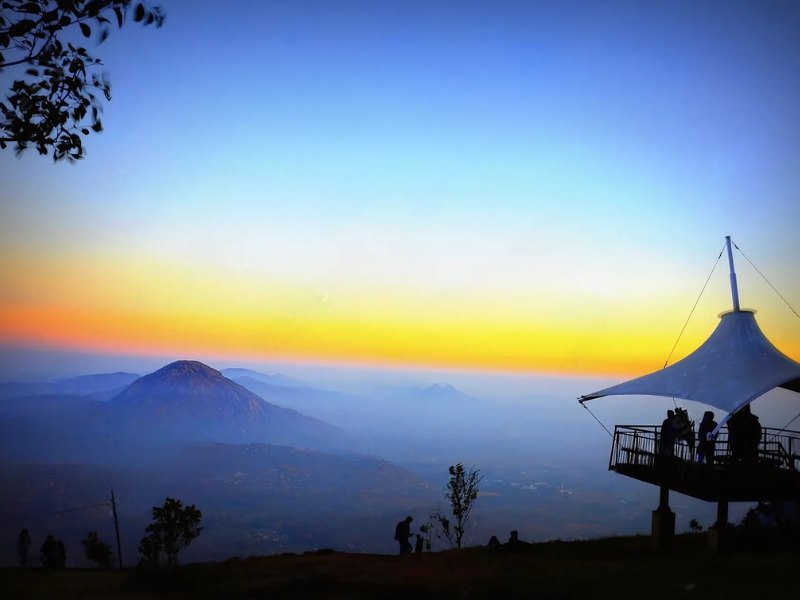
[{"x1": 1, "y1": 0, "x2": 799, "y2": 379}]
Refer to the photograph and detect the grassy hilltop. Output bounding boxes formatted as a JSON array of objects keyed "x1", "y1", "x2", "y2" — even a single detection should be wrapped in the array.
[{"x1": 2, "y1": 534, "x2": 798, "y2": 599}]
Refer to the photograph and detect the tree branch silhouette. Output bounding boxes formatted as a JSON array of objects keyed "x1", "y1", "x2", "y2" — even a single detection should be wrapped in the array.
[{"x1": 0, "y1": 0, "x2": 165, "y2": 161}]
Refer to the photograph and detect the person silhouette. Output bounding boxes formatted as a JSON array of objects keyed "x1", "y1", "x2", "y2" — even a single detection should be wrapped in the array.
[
  {"x1": 697, "y1": 411, "x2": 718, "y2": 464},
  {"x1": 729, "y1": 404, "x2": 762, "y2": 464},
  {"x1": 504, "y1": 530, "x2": 530, "y2": 551},
  {"x1": 40, "y1": 534, "x2": 57, "y2": 569},
  {"x1": 394, "y1": 516, "x2": 413, "y2": 555},
  {"x1": 56, "y1": 539, "x2": 66, "y2": 569},
  {"x1": 660, "y1": 410, "x2": 676, "y2": 457},
  {"x1": 18, "y1": 528, "x2": 31, "y2": 567},
  {"x1": 743, "y1": 405, "x2": 762, "y2": 463}
]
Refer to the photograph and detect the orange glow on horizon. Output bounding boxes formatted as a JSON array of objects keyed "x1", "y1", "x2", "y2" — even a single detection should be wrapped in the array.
[
  {"x1": 3, "y1": 300, "x2": 796, "y2": 377},
  {"x1": 2, "y1": 248, "x2": 798, "y2": 378}
]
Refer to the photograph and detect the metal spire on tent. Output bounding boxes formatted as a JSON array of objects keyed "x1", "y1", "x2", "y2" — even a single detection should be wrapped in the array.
[{"x1": 579, "y1": 237, "x2": 800, "y2": 416}]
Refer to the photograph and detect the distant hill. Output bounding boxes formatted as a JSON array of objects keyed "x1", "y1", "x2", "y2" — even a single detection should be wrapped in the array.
[
  {"x1": 0, "y1": 381, "x2": 52, "y2": 400},
  {"x1": 231, "y1": 376, "x2": 503, "y2": 460},
  {"x1": 221, "y1": 368, "x2": 304, "y2": 388},
  {"x1": 417, "y1": 383, "x2": 480, "y2": 406},
  {"x1": 0, "y1": 394, "x2": 95, "y2": 418},
  {"x1": 56, "y1": 372, "x2": 141, "y2": 394},
  {"x1": 106, "y1": 360, "x2": 351, "y2": 450},
  {"x1": 230, "y1": 376, "x2": 372, "y2": 428},
  {"x1": 0, "y1": 361, "x2": 353, "y2": 464},
  {"x1": 0, "y1": 372, "x2": 139, "y2": 400},
  {"x1": 111, "y1": 361, "x2": 284, "y2": 421}
]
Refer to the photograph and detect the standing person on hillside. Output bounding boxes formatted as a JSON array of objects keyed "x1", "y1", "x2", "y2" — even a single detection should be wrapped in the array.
[
  {"x1": 56, "y1": 538, "x2": 66, "y2": 569},
  {"x1": 17, "y1": 528, "x2": 31, "y2": 567},
  {"x1": 394, "y1": 516, "x2": 413, "y2": 555},
  {"x1": 40, "y1": 534, "x2": 57, "y2": 569},
  {"x1": 697, "y1": 411, "x2": 718, "y2": 464}
]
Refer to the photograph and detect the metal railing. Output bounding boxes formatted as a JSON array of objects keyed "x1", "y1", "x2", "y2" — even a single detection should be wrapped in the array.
[{"x1": 610, "y1": 425, "x2": 800, "y2": 472}]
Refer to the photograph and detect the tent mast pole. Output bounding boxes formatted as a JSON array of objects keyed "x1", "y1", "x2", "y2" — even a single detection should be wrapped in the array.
[{"x1": 725, "y1": 236, "x2": 740, "y2": 312}]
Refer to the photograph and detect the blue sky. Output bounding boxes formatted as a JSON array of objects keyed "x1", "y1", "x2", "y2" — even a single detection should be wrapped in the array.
[{"x1": 1, "y1": 0, "x2": 799, "y2": 378}]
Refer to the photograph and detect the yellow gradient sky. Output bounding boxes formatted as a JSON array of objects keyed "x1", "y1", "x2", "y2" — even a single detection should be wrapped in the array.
[{"x1": 1, "y1": 231, "x2": 797, "y2": 377}]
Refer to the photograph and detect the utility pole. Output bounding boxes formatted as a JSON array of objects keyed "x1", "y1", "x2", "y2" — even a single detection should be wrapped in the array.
[{"x1": 111, "y1": 487, "x2": 123, "y2": 569}]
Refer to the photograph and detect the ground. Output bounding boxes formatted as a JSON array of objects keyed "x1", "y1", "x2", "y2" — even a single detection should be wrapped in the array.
[{"x1": 2, "y1": 534, "x2": 798, "y2": 599}]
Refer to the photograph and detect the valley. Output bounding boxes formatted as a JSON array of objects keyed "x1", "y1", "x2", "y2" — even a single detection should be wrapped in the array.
[{"x1": 0, "y1": 360, "x2": 742, "y2": 567}]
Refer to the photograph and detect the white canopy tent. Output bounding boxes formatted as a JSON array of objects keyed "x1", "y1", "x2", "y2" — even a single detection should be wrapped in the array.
[
  {"x1": 579, "y1": 309, "x2": 800, "y2": 414},
  {"x1": 579, "y1": 237, "x2": 800, "y2": 428}
]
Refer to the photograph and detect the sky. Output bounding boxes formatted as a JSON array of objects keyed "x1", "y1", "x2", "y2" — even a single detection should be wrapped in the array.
[{"x1": 1, "y1": 0, "x2": 799, "y2": 381}]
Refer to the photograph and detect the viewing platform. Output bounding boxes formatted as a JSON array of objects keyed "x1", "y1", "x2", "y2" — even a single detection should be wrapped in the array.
[
  {"x1": 609, "y1": 425, "x2": 800, "y2": 502},
  {"x1": 580, "y1": 238, "x2": 800, "y2": 548}
]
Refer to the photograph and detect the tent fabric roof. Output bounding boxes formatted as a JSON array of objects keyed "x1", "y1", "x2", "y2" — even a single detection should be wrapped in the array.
[{"x1": 579, "y1": 310, "x2": 800, "y2": 415}]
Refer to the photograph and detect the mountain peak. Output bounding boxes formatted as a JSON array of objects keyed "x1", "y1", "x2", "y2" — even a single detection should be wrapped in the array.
[
  {"x1": 418, "y1": 383, "x2": 477, "y2": 404},
  {"x1": 154, "y1": 360, "x2": 222, "y2": 378},
  {"x1": 110, "y1": 360, "x2": 271, "y2": 421}
]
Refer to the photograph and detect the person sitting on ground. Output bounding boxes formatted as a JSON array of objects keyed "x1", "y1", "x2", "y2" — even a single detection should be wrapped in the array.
[{"x1": 504, "y1": 530, "x2": 530, "y2": 550}]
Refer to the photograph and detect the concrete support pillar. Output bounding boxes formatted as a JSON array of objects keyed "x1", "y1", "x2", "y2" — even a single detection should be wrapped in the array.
[
  {"x1": 708, "y1": 500, "x2": 729, "y2": 552},
  {"x1": 651, "y1": 485, "x2": 675, "y2": 548}
]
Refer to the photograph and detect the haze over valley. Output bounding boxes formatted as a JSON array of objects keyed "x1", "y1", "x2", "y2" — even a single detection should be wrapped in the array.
[{"x1": 0, "y1": 357, "x2": 772, "y2": 566}]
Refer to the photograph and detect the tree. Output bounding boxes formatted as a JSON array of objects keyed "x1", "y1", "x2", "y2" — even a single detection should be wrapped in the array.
[
  {"x1": 82, "y1": 530, "x2": 114, "y2": 568},
  {"x1": 418, "y1": 519, "x2": 433, "y2": 552},
  {"x1": 138, "y1": 497, "x2": 202, "y2": 568},
  {"x1": 433, "y1": 463, "x2": 483, "y2": 549},
  {"x1": 137, "y1": 532, "x2": 161, "y2": 567},
  {"x1": 0, "y1": 0, "x2": 165, "y2": 161}
]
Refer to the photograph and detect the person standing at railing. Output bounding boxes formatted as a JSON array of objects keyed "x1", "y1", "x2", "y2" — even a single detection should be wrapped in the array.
[
  {"x1": 697, "y1": 411, "x2": 718, "y2": 464},
  {"x1": 728, "y1": 404, "x2": 762, "y2": 464},
  {"x1": 660, "y1": 410, "x2": 676, "y2": 457},
  {"x1": 745, "y1": 406, "x2": 763, "y2": 464}
]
